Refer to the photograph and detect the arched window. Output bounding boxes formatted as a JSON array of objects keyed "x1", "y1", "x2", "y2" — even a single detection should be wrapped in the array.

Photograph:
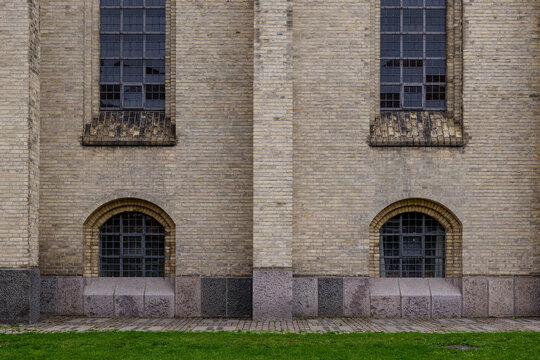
[
  {"x1": 100, "y1": 212, "x2": 165, "y2": 277},
  {"x1": 380, "y1": 212, "x2": 445, "y2": 278}
]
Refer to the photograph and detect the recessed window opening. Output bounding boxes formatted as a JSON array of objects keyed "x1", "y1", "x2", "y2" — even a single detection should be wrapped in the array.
[
  {"x1": 380, "y1": 0, "x2": 446, "y2": 110},
  {"x1": 99, "y1": 211, "x2": 165, "y2": 277},
  {"x1": 380, "y1": 212, "x2": 445, "y2": 277},
  {"x1": 100, "y1": 0, "x2": 166, "y2": 110}
]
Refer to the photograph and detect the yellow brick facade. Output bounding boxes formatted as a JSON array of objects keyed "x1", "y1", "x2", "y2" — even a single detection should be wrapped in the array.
[{"x1": 0, "y1": 0, "x2": 537, "y2": 280}]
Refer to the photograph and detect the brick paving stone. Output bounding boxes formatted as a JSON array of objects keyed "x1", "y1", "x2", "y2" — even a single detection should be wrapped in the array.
[{"x1": 0, "y1": 316, "x2": 539, "y2": 334}]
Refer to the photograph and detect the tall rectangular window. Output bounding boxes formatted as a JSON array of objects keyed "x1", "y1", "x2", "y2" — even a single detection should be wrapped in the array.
[
  {"x1": 100, "y1": 0, "x2": 166, "y2": 110},
  {"x1": 380, "y1": 0, "x2": 446, "y2": 110}
]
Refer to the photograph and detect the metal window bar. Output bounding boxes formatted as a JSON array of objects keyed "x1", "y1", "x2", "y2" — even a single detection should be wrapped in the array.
[
  {"x1": 380, "y1": 0, "x2": 446, "y2": 110},
  {"x1": 100, "y1": 1, "x2": 165, "y2": 110},
  {"x1": 99, "y1": 212, "x2": 165, "y2": 277},
  {"x1": 380, "y1": 212, "x2": 446, "y2": 278}
]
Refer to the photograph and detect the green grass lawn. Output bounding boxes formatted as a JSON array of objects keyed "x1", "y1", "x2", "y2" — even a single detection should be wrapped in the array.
[{"x1": 0, "y1": 331, "x2": 538, "y2": 360}]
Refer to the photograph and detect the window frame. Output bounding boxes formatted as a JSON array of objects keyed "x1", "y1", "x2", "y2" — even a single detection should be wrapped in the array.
[
  {"x1": 380, "y1": 212, "x2": 446, "y2": 278},
  {"x1": 99, "y1": 1, "x2": 166, "y2": 111},
  {"x1": 99, "y1": 211, "x2": 166, "y2": 278},
  {"x1": 380, "y1": 0, "x2": 447, "y2": 111}
]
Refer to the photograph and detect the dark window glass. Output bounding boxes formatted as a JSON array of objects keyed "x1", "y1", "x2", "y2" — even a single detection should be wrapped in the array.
[
  {"x1": 146, "y1": 59, "x2": 165, "y2": 82},
  {"x1": 381, "y1": 59, "x2": 400, "y2": 83},
  {"x1": 381, "y1": 34, "x2": 400, "y2": 58},
  {"x1": 100, "y1": 59, "x2": 121, "y2": 83},
  {"x1": 101, "y1": 9, "x2": 121, "y2": 32},
  {"x1": 100, "y1": 1, "x2": 166, "y2": 110},
  {"x1": 404, "y1": 86, "x2": 422, "y2": 108},
  {"x1": 403, "y1": 9, "x2": 423, "y2": 32},
  {"x1": 380, "y1": 212, "x2": 446, "y2": 278},
  {"x1": 403, "y1": 59, "x2": 423, "y2": 83},
  {"x1": 100, "y1": 212, "x2": 165, "y2": 277},
  {"x1": 380, "y1": 1, "x2": 446, "y2": 110},
  {"x1": 381, "y1": 9, "x2": 400, "y2": 32},
  {"x1": 124, "y1": 85, "x2": 142, "y2": 108}
]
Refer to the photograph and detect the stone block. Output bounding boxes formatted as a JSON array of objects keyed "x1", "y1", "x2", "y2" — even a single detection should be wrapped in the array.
[
  {"x1": 201, "y1": 278, "x2": 226, "y2": 317},
  {"x1": 114, "y1": 278, "x2": 145, "y2": 317},
  {"x1": 145, "y1": 278, "x2": 175, "y2": 318},
  {"x1": 40, "y1": 276, "x2": 57, "y2": 314},
  {"x1": 344, "y1": 277, "x2": 370, "y2": 317},
  {"x1": 428, "y1": 278, "x2": 461, "y2": 318},
  {"x1": 227, "y1": 278, "x2": 252, "y2": 317},
  {"x1": 293, "y1": 277, "x2": 318, "y2": 318},
  {"x1": 57, "y1": 276, "x2": 83, "y2": 316},
  {"x1": 318, "y1": 278, "x2": 343, "y2": 317},
  {"x1": 399, "y1": 278, "x2": 431, "y2": 318},
  {"x1": 462, "y1": 277, "x2": 488, "y2": 318},
  {"x1": 0, "y1": 269, "x2": 40, "y2": 324},
  {"x1": 370, "y1": 278, "x2": 401, "y2": 318},
  {"x1": 253, "y1": 270, "x2": 293, "y2": 321},
  {"x1": 83, "y1": 278, "x2": 116, "y2": 317},
  {"x1": 514, "y1": 277, "x2": 540, "y2": 317},
  {"x1": 488, "y1": 277, "x2": 514, "y2": 318},
  {"x1": 175, "y1": 277, "x2": 201, "y2": 317}
]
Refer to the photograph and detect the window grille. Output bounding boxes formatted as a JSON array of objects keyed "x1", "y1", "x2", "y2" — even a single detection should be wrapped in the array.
[
  {"x1": 380, "y1": 212, "x2": 445, "y2": 277},
  {"x1": 100, "y1": 0, "x2": 166, "y2": 110},
  {"x1": 99, "y1": 212, "x2": 165, "y2": 277},
  {"x1": 380, "y1": 0, "x2": 446, "y2": 110}
]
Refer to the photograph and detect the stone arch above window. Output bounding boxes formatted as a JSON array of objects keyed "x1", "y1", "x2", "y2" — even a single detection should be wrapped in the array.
[
  {"x1": 369, "y1": 198, "x2": 462, "y2": 278},
  {"x1": 83, "y1": 198, "x2": 176, "y2": 277}
]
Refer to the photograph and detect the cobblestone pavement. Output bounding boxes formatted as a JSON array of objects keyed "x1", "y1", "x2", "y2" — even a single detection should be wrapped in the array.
[{"x1": 1, "y1": 316, "x2": 539, "y2": 334}]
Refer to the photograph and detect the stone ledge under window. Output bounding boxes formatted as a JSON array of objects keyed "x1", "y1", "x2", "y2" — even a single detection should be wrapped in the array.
[
  {"x1": 370, "y1": 111, "x2": 464, "y2": 147},
  {"x1": 82, "y1": 111, "x2": 176, "y2": 146}
]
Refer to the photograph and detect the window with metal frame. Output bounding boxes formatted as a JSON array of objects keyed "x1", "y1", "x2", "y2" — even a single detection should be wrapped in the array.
[
  {"x1": 99, "y1": 212, "x2": 165, "y2": 277},
  {"x1": 380, "y1": 212, "x2": 445, "y2": 277},
  {"x1": 380, "y1": 0, "x2": 446, "y2": 110},
  {"x1": 100, "y1": 0, "x2": 166, "y2": 110}
]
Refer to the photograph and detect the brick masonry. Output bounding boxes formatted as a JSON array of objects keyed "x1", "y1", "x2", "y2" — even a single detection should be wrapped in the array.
[{"x1": 0, "y1": 0, "x2": 538, "y2": 321}]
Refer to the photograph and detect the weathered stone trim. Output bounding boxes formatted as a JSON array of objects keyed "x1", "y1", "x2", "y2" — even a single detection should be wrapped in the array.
[
  {"x1": 369, "y1": 198, "x2": 463, "y2": 278},
  {"x1": 369, "y1": 0, "x2": 463, "y2": 146},
  {"x1": 83, "y1": 198, "x2": 176, "y2": 277},
  {"x1": 83, "y1": 0, "x2": 176, "y2": 146}
]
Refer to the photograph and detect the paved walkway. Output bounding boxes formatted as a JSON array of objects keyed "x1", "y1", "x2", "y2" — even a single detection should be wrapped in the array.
[{"x1": 1, "y1": 316, "x2": 539, "y2": 334}]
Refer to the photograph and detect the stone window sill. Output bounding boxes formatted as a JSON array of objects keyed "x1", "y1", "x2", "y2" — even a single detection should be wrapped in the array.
[
  {"x1": 82, "y1": 111, "x2": 176, "y2": 146},
  {"x1": 369, "y1": 111, "x2": 464, "y2": 147}
]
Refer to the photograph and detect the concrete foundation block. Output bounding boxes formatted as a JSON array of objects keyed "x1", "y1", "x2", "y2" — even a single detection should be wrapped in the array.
[
  {"x1": 293, "y1": 277, "x2": 318, "y2": 318},
  {"x1": 462, "y1": 277, "x2": 488, "y2": 318},
  {"x1": 83, "y1": 278, "x2": 116, "y2": 317},
  {"x1": 114, "y1": 278, "x2": 145, "y2": 317},
  {"x1": 145, "y1": 278, "x2": 175, "y2": 318},
  {"x1": 40, "y1": 276, "x2": 57, "y2": 314},
  {"x1": 0, "y1": 269, "x2": 40, "y2": 324},
  {"x1": 488, "y1": 277, "x2": 514, "y2": 318},
  {"x1": 201, "y1": 278, "x2": 226, "y2": 317},
  {"x1": 400, "y1": 278, "x2": 431, "y2": 318},
  {"x1": 429, "y1": 278, "x2": 461, "y2": 318},
  {"x1": 514, "y1": 277, "x2": 540, "y2": 317},
  {"x1": 344, "y1": 277, "x2": 370, "y2": 317},
  {"x1": 57, "y1": 276, "x2": 83, "y2": 316},
  {"x1": 253, "y1": 270, "x2": 293, "y2": 321},
  {"x1": 318, "y1": 278, "x2": 343, "y2": 317},
  {"x1": 227, "y1": 278, "x2": 252, "y2": 317},
  {"x1": 175, "y1": 277, "x2": 201, "y2": 317},
  {"x1": 370, "y1": 278, "x2": 401, "y2": 318}
]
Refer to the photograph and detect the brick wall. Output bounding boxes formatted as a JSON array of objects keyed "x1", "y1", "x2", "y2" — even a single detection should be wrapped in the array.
[
  {"x1": 0, "y1": 0, "x2": 40, "y2": 268},
  {"x1": 36, "y1": 0, "x2": 539, "y2": 278},
  {"x1": 292, "y1": 0, "x2": 539, "y2": 276},
  {"x1": 39, "y1": 0, "x2": 254, "y2": 276}
]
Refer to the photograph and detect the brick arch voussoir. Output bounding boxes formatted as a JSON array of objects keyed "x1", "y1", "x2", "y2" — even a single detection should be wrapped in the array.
[
  {"x1": 369, "y1": 198, "x2": 462, "y2": 278},
  {"x1": 83, "y1": 198, "x2": 176, "y2": 277}
]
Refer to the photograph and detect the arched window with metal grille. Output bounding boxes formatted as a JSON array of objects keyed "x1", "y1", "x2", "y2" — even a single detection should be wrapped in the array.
[
  {"x1": 99, "y1": 212, "x2": 165, "y2": 277},
  {"x1": 380, "y1": 212, "x2": 445, "y2": 277}
]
